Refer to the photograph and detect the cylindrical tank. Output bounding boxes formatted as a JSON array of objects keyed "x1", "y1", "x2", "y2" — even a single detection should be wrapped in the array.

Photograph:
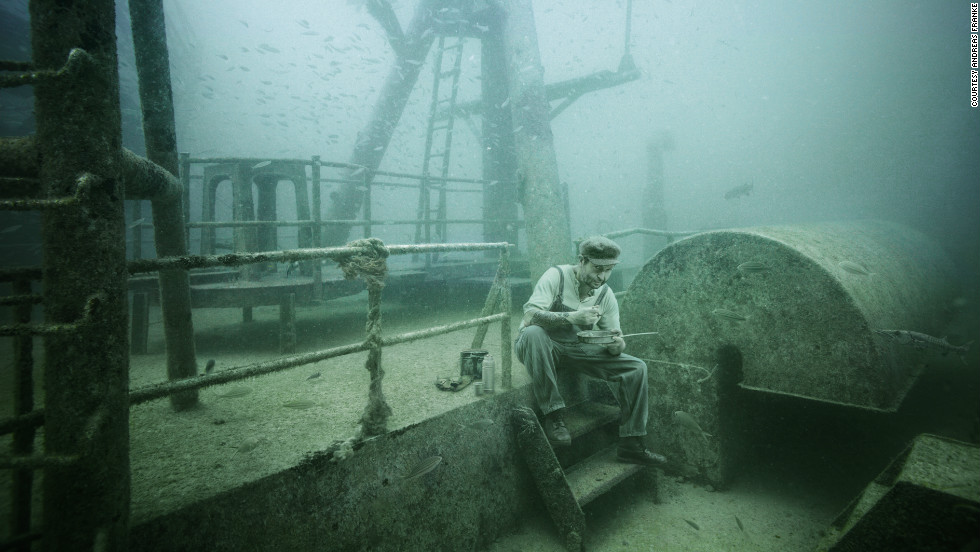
[{"x1": 623, "y1": 220, "x2": 958, "y2": 412}]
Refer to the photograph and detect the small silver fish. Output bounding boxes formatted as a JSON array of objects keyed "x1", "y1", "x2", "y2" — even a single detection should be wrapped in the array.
[
  {"x1": 460, "y1": 419, "x2": 494, "y2": 430},
  {"x1": 127, "y1": 218, "x2": 145, "y2": 230},
  {"x1": 402, "y1": 456, "x2": 442, "y2": 481},
  {"x1": 205, "y1": 359, "x2": 216, "y2": 374},
  {"x1": 724, "y1": 182, "x2": 753, "y2": 200},
  {"x1": 684, "y1": 519, "x2": 700, "y2": 531},
  {"x1": 234, "y1": 436, "x2": 268, "y2": 454},
  {"x1": 282, "y1": 399, "x2": 316, "y2": 410},
  {"x1": 735, "y1": 515, "x2": 744, "y2": 531},
  {"x1": 306, "y1": 372, "x2": 321, "y2": 381},
  {"x1": 673, "y1": 411, "x2": 711, "y2": 442},
  {"x1": 874, "y1": 329, "x2": 972, "y2": 358},
  {"x1": 252, "y1": 160, "x2": 272, "y2": 169},
  {"x1": 712, "y1": 308, "x2": 747, "y2": 321},
  {"x1": 839, "y1": 260, "x2": 872, "y2": 276},
  {"x1": 736, "y1": 261, "x2": 768, "y2": 273},
  {"x1": 217, "y1": 386, "x2": 252, "y2": 399}
]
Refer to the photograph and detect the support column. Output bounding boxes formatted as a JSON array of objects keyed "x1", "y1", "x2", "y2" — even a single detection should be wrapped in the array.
[
  {"x1": 500, "y1": 0, "x2": 572, "y2": 281},
  {"x1": 31, "y1": 0, "x2": 130, "y2": 548},
  {"x1": 130, "y1": 0, "x2": 199, "y2": 410},
  {"x1": 643, "y1": 131, "x2": 673, "y2": 260},
  {"x1": 233, "y1": 163, "x2": 258, "y2": 280},
  {"x1": 481, "y1": 7, "x2": 519, "y2": 249}
]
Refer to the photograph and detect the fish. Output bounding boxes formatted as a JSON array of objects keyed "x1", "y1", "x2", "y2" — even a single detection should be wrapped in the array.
[
  {"x1": 252, "y1": 160, "x2": 272, "y2": 169},
  {"x1": 306, "y1": 372, "x2": 322, "y2": 381},
  {"x1": 735, "y1": 515, "x2": 744, "y2": 531},
  {"x1": 724, "y1": 182, "x2": 753, "y2": 200},
  {"x1": 205, "y1": 359, "x2": 216, "y2": 374},
  {"x1": 459, "y1": 418, "x2": 494, "y2": 430},
  {"x1": 839, "y1": 260, "x2": 873, "y2": 276},
  {"x1": 234, "y1": 436, "x2": 268, "y2": 454},
  {"x1": 282, "y1": 399, "x2": 317, "y2": 410},
  {"x1": 127, "y1": 218, "x2": 145, "y2": 230},
  {"x1": 217, "y1": 386, "x2": 253, "y2": 399},
  {"x1": 673, "y1": 411, "x2": 711, "y2": 442},
  {"x1": 401, "y1": 456, "x2": 442, "y2": 481},
  {"x1": 712, "y1": 308, "x2": 747, "y2": 321},
  {"x1": 285, "y1": 261, "x2": 300, "y2": 277},
  {"x1": 874, "y1": 329, "x2": 972, "y2": 360},
  {"x1": 717, "y1": 39, "x2": 740, "y2": 51},
  {"x1": 736, "y1": 261, "x2": 769, "y2": 273},
  {"x1": 684, "y1": 519, "x2": 700, "y2": 530}
]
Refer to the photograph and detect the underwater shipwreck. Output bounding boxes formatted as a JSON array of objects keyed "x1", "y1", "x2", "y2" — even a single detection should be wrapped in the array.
[{"x1": 1, "y1": 1, "x2": 978, "y2": 551}]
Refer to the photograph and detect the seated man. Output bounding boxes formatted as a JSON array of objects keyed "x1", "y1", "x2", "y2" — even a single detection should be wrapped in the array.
[{"x1": 515, "y1": 236, "x2": 666, "y2": 466}]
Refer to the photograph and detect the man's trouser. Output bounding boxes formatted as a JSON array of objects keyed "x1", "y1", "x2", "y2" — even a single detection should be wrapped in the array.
[{"x1": 515, "y1": 325, "x2": 649, "y2": 437}]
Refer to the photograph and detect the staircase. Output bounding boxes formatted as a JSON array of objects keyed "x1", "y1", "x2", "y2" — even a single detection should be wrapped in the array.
[{"x1": 513, "y1": 399, "x2": 653, "y2": 552}]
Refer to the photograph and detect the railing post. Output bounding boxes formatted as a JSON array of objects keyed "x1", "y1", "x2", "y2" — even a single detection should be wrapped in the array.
[
  {"x1": 343, "y1": 239, "x2": 392, "y2": 438},
  {"x1": 280, "y1": 293, "x2": 297, "y2": 354},
  {"x1": 362, "y1": 169, "x2": 372, "y2": 238},
  {"x1": 499, "y1": 247, "x2": 512, "y2": 389},
  {"x1": 179, "y1": 152, "x2": 190, "y2": 249},
  {"x1": 311, "y1": 156, "x2": 322, "y2": 301}
]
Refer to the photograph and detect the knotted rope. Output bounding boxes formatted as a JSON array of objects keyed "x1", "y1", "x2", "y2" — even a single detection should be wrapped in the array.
[
  {"x1": 337, "y1": 237, "x2": 389, "y2": 288},
  {"x1": 338, "y1": 238, "x2": 392, "y2": 438}
]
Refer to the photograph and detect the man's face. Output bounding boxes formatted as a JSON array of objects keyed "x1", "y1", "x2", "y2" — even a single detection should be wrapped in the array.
[{"x1": 577, "y1": 257, "x2": 614, "y2": 289}]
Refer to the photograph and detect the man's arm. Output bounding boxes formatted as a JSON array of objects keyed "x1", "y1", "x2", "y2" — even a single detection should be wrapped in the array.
[
  {"x1": 526, "y1": 308, "x2": 571, "y2": 329},
  {"x1": 524, "y1": 306, "x2": 600, "y2": 329}
]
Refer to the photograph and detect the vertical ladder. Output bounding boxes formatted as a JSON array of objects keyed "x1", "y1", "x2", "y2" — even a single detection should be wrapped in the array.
[{"x1": 414, "y1": 35, "x2": 465, "y2": 266}]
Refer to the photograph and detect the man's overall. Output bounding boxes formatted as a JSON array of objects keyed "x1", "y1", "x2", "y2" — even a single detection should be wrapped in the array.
[{"x1": 515, "y1": 266, "x2": 650, "y2": 446}]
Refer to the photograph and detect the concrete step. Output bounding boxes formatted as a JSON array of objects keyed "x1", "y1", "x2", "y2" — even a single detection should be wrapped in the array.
[
  {"x1": 565, "y1": 446, "x2": 645, "y2": 507},
  {"x1": 561, "y1": 402, "x2": 620, "y2": 440}
]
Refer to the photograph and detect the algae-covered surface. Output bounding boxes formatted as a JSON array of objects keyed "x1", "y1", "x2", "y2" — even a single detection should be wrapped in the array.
[{"x1": 127, "y1": 289, "x2": 524, "y2": 523}]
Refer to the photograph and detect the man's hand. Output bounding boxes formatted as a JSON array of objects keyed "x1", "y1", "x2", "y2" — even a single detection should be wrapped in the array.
[
  {"x1": 567, "y1": 306, "x2": 601, "y2": 326},
  {"x1": 605, "y1": 335, "x2": 626, "y2": 356}
]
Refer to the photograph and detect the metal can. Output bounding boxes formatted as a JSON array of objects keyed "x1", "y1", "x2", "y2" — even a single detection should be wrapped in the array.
[
  {"x1": 473, "y1": 382, "x2": 485, "y2": 396},
  {"x1": 460, "y1": 349, "x2": 489, "y2": 377},
  {"x1": 482, "y1": 354, "x2": 495, "y2": 393}
]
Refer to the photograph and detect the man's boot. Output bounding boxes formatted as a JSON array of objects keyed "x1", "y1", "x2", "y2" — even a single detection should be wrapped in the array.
[
  {"x1": 543, "y1": 409, "x2": 571, "y2": 447},
  {"x1": 617, "y1": 436, "x2": 667, "y2": 465}
]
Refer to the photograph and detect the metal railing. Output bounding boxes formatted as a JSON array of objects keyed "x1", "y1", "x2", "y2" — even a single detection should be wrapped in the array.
[
  {"x1": 124, "y1": 239, "x2": 514, "y2": 438},
  {"x1": 0, "y1": 240, "x2": 513, "y2": 478},
  {"x1": 167, "y1": 155, "x2": 521, "y2": 268}
]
